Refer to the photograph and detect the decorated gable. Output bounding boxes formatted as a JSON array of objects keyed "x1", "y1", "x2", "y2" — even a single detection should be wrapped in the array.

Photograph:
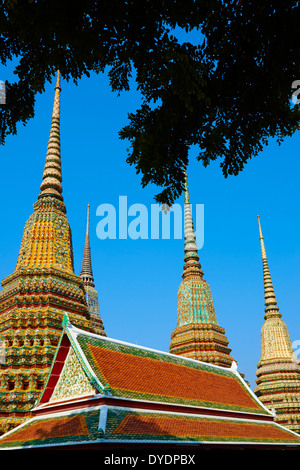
[{"x1": 49, "y1": 348, "x2": 95, "y2": 403}]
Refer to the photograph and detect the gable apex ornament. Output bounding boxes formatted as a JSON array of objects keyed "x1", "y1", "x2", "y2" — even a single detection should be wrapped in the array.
[{"x1": 62, "y1": 313, "x2": 70, "y2": 330}]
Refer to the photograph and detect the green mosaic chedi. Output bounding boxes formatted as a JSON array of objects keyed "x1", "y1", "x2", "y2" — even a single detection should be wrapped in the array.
[{"x1": 169, "y1": 172, "x2": 234, "y2": 367}]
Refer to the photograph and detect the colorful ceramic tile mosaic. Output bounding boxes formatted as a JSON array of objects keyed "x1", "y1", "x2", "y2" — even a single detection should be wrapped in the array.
[
  {"x1": 49, "y1": 348, "x2": 95, "y2": 402},
  {"x1": 169, "y1": 172, "x2": 234, "y2": 368}
]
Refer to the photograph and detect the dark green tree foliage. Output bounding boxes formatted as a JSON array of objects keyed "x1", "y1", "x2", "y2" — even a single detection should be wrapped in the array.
[{"x1": 1, "y1": 0, "x2": 300, "y2": 203}]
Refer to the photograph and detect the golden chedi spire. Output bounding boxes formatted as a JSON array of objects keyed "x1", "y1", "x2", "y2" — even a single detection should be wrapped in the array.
[
  {"x1": 254, "y1": 216, "x2": 300, "y2": 434},
  {"x1": 80, "y1": 205, "x2": 106, "y2": 336},
  {"x1": 0, "y1": 71, "x2": 98, "y2": 434},
  {"x1": 169, "y1": 169, "x2": 234, "y2": 368},
  {"x1": 39, "y1": 70, "x2": 63, "y2": 203}
]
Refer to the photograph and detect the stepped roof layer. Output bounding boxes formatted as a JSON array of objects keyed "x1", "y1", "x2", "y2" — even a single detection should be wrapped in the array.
[
  {"x1": 79, "y1": 204, "x2": 105, "y2": 335},
  {"x1": 0, "y1": 317, "x2": 300, "y2": 449},
  {"x1": 1, "y1": 405, "x2": 300, "y2": 449}
]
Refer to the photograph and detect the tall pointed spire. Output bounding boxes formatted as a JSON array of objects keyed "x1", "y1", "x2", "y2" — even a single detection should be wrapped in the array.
[
  {"x1": 169, "y1": 169, "x2": 234, "y2": 368},
  {"x1": 80, "y1": 205, "x2": 106, "y2": 336},
  {"x1": 39, "y1": 70, "x2": 63, "y2": 203},
  {"x1": 257, "y1": 216, "x2": 280, "y2": 319},
  {"x1": 254, "y1": 216, "x2": 300, "y2": 434},
  {"x1": 80, "y1": 204, "x2": 95, "y2": 287},
  {"x1": 182, "y1": 169, "x2": 204, "y2": 279}
]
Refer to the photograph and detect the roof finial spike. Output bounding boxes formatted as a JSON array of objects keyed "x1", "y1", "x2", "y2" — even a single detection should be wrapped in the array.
[
  {"x1": 38, "y1": 70, "x2": 63, "y2": 202},
  {"x1": 182, "y1": 167, "x2": 204, "y2": 279},
  {"x1": 80, "y1": 204, "x2": 95, "y2": 287},
  {"x1": 183, "y1": 168, "x2": 198, "y2": 254},
  {"x1": 257, "y1": 216, "x2": 280, "y2": 318}
]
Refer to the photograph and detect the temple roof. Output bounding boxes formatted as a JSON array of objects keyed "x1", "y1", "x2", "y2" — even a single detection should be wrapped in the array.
[
  {"x1": 40, "y1": 318, "x2": 266, "y2": 414},
  {"x1": 1, "y1": 316, "x2": 300, "y2": 449}
]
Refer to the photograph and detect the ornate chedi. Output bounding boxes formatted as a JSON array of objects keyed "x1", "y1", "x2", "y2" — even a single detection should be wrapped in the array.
[
  {"x1": 80, "y1": 204, "x2": 106, "y2": 335},
  {"x1": 169, "y1": 172, "x2": 234, "y2": 367},
  {"x1": 0, "y1": 71, "x2": 104, "y2": 434},
  {"x1": 254, "y1": 216, "x2": 300, "y2": 434}
]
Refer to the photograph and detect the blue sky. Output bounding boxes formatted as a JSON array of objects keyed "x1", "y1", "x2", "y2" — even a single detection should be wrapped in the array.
[{"x1": 0, "y1": 57, "x2": 299, "y2": 390}]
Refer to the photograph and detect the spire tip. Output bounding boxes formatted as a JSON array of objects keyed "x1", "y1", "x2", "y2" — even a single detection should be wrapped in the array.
[
  {"x1": 257, "y1": 215, "x2": 280, "y2": 317},
  {"x1": 81, "y1": 204, "x2": 94, "y2": 286},
  {"x1": 38, "y1": 68, "x2": 63, "y2": 202},
  {"x1": 182, "y1": 167, "x2": 203, "y2": 279}
]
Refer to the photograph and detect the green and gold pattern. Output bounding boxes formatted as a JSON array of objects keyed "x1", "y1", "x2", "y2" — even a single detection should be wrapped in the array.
[
  {"x1": 50, "y1": 348, "x2": 95, "y2": 402},
  {"x1": 169, "y1": 171, "x2": 234, "y2": 367}
]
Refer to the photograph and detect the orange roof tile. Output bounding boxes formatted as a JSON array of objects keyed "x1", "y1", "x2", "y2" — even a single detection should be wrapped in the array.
[
  {"x1": 111, "y1": 411, "x2": 300, "y2": 442},
  {"x1": 1, "y1": 406, "x2": 300, "y2": 449},
  {"x1": 0, "y1": 414, "x2": 90, "y2": 445}
]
